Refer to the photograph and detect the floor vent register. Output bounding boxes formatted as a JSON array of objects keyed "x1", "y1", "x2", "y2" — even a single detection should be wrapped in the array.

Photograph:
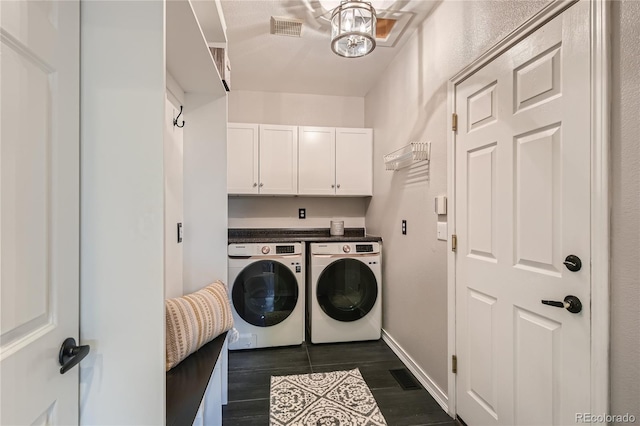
[{"x1": 389, "y1": 368, "x2": 421, "y2": 390}]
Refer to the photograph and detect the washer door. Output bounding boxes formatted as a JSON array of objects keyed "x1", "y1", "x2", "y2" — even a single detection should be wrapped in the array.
[
  {"x1": 232, "y1": 260, "x2": 298, "y2": 327},
  {"x1": 316, "y1": 258, "x2": 378, "y2": 322}
]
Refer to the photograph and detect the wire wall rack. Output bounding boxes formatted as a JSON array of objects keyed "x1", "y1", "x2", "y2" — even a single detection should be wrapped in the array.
[{"x1": 384, "y1": 142, "x2": 431, "y2": 171}]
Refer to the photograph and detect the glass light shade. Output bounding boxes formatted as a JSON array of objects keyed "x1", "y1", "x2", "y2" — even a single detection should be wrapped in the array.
[{"x1": 330, "y1": 1, "x2": 377, "y2": 58}]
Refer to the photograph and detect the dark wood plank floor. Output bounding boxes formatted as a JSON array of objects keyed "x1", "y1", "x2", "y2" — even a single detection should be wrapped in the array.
[{"x1": 223, "y1": 339, "x2": 455, "y2": 426}]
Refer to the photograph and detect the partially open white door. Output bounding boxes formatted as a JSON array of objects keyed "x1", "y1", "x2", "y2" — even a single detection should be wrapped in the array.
[
  {"x1": 454, "y1": 2, "x2": 591, "y2": 425},
  {"x1": 1, "y1": 1, "x2": 80, "y2": 424}
]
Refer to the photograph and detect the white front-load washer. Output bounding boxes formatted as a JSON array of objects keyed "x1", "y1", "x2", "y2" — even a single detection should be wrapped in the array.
[
  {"x1": 228, "y1": 242, "x2": 305, "y2": 350},
  {"x1": 309, "y1": 242, "x2": 382, "y2": 344}
]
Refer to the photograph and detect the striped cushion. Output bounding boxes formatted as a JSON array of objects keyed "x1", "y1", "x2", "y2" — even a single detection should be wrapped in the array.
[{"x1": 165, "y1": 280, "x2": 233, "y2": 371}]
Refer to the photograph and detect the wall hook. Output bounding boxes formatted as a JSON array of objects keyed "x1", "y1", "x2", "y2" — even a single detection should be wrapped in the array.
[{"x1": 173, "y1": 106, "x2": 185, "y2": 128}]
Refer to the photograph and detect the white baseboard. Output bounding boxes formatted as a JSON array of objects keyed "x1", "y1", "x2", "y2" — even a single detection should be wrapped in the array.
[{"x1": 381, "y1": 329, "x2": 449, "y2": 413}]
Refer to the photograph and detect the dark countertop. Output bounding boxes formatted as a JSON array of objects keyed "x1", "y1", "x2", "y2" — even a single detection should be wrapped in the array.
[
  {"x1": 228, "y1": 228, "x2": 382, "y2": 244},
  {"x1": 166, "y1": 332, "x2": 227, "y2": 426}
]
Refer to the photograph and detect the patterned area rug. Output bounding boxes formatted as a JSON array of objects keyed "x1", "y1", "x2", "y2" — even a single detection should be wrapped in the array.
[{"x1": 270, "y1": 368, "x2": 387, "y2": 426}]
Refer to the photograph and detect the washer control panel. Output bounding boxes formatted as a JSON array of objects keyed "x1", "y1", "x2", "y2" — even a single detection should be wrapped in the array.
[
  {"x1": 228, "y1": 243, "x2": 303, "y2": 256},
  {"x1": 276, "y1": 245, "x2": 295, "y2": 254}
]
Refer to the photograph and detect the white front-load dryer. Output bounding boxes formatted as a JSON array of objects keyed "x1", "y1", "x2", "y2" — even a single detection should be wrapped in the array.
[
  {"x1": 228, "y1": 242, "x2": 305, "y2": 350},
  {"x1": 309, "y1": 242, "x2": 382, "y2": 344}
]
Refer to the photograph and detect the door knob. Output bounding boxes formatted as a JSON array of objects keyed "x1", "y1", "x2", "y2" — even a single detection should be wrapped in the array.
[
  {"x1": 563, "y1": 255, "x2": 582, "y2": 272},
  {"x1": 59, "y1": 337, "x2": 90, "y2": 374},
  {"x1": 541, "y1": 295, "x2": 582, "y2": 314}
]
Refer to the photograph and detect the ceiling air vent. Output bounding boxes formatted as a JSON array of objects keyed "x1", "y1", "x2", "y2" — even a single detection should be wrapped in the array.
[{"x1": 270, "y1": 16, "x2": 303, "y2": 37}]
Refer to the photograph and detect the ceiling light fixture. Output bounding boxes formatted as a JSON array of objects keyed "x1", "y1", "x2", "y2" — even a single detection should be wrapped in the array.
[{"x1": 330, "y1": 0, "x2": 377, "y2": 58}]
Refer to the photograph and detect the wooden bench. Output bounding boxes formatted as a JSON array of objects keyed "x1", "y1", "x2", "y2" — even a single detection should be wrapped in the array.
[{"x1": 166, "y1": 332, "x2": 228, "y2": 426}]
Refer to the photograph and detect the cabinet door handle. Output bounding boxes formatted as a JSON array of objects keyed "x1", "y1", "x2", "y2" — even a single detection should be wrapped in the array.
[
  {"x1": 331, "y1": 184, "x2": 335, "y2": 188},
  {"x1": 253, "y1": 183, "x2": 257, "y2": 187},
  {"x1": 337, "y1": 184, "x2": 341, "y2": 189},
  {"x1": 259, "y1": 183, "x2": 264, "y2": 187}
]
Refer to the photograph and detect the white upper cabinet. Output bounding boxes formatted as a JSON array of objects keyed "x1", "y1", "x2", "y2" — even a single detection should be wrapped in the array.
[
  {"x1": 299, "y1": 127, "x2": 372, "y2": 196},
  {"x1": 298, "y1": 127, "x2": 336, "y2": 195},
  {"x1": 335, "y1": 128, "x2": 373, "y2": 196},
  {"x1": 228, "y1": 123, "x2": 259, "y2": 194},
  {"x1": 228, "y1": 123, "x2": 298, "y2": 195},
  {"x1": 259, "y1": 125, "x2": 298, "y2": 195},
  {"x1": 229, "y1": 123, "x2": 371, "y2": 196}
]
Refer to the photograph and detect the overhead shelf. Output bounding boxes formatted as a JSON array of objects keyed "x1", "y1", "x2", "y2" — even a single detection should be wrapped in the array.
[
  {"x1": 384, "y1": 142, "x2": 431, "y2": 171},
  {"x1": 166, "y1": 0, "x2": 226, "y2": 96},
  {"x1": 191, "y1": 0, "x2": 228, "y2": 44}
]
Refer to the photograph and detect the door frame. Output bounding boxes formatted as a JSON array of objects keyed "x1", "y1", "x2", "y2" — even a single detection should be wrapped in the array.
[{"x1": 445, "y1": 0, "x2": 610, "y2": 418}]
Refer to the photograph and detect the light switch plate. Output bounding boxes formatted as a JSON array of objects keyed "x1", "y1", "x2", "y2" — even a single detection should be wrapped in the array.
[{"x1": 437, "y1": 222, "x2": 448, "y2": 241}]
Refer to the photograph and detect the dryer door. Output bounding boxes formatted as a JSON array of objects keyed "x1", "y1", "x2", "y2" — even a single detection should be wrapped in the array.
[
  {"x1": 232, "y1": 260, "x2": 298, "y2": 327},
  {"x1": 316, "y1": 258, "x2": 378, "y2": 322}
]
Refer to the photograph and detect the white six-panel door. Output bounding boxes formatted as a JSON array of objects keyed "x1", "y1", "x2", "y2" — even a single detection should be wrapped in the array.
[
  {"x1": 455, "y1": 2, "x2": 591, "y2": 425},
  {"x1": 1, "y1": 1, "x2": 80, "y2": 424}
]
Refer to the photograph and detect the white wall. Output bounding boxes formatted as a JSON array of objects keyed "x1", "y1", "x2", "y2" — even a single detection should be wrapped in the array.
[
  {"x1": 183, "y1": 94, "x2": 229, "y2": 293},
  {"x1": 228, "y1": 90, "x2": 367, "y2": 229},
  {"x1": 164, "y1": 95, "x2": 184, "y2": 299},
  {"x1": 80, "y1": 1, "x2": 165, "y2": 423},
  {"x1": 364, "y1": 0, "x2": 551, "y2": 395},
  {"x1": 610, "y1": 1, "x2": 640, "y2": 421},
  {"x1": 228, "y1": 90, "x2": 364, "y2": 127},
  {"x1": 228, "y1": 197, "x2": 366, "y2": 229}
]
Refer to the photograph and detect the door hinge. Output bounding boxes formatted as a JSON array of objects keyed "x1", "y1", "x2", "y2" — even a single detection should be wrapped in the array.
[
  {"x1": 452, "y1": 234, "x2": 457, "y2": 252},
  {"x1": 452, "y1": 355, "x2": 457, "y2": 374},
  {"x1": 452, "y1": 113, "x2": 458, "y2": 132}
]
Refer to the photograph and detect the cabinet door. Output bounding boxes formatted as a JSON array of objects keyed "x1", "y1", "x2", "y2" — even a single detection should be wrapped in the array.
[
  {"x1": 335, "y1": 128, "x2": 373, "y2": 196},
  {"x1": 259, "y1": 125, "x2": 298, "y2": 195},
  {"x1": 227, "y1": 123, "x2": 259, "y2": 194},
  {"x1": 298, "y1": 126, "x2": 336, "y2": 195}
]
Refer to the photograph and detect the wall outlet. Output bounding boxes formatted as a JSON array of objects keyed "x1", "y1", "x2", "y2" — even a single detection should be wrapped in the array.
[
  {"x1": 437, "y1": 222, "x2": 448, "y2": 241},
  {"x1": 299, "y1": 208, "x2": 306, "y2": 219},
  {"x1": 402, "y1": 220, "x2": 407, "y2": 235}
]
